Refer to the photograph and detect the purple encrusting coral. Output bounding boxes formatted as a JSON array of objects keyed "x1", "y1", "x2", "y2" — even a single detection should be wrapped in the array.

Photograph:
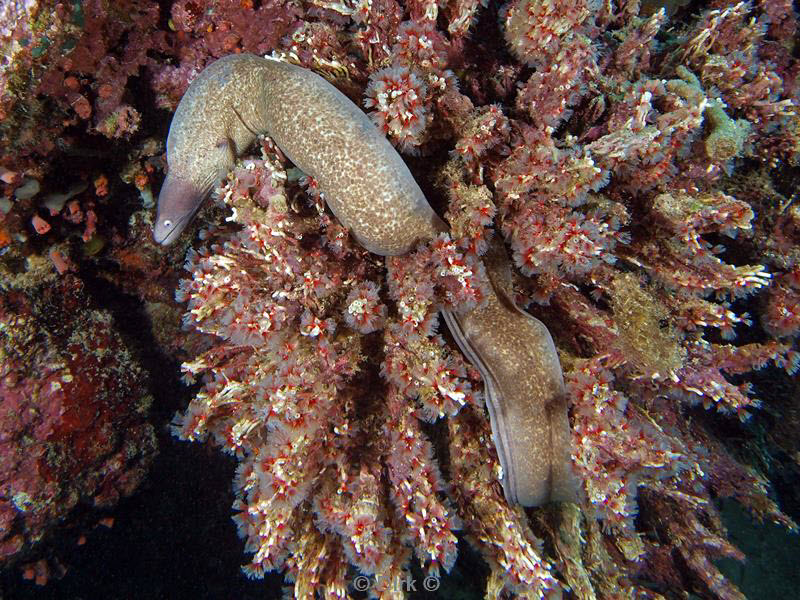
[{"x1": 1, "y1": 0, "x2": 800, "y2": 598}]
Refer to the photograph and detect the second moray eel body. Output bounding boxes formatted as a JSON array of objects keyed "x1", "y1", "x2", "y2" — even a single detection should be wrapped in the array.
[
  {"x1": 443, "y1": 241, "x2": 576, "y2": 505},
  {"x1": 156, "y1": 54, "x2": 577, "y2": 506}
]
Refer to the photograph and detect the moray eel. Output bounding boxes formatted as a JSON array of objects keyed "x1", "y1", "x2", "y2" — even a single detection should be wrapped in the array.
[{"x1": 155, "y1": 54, "x2": 578, "y2": 506}]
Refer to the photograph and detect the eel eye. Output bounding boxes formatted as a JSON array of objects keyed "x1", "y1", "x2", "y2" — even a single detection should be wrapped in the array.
[{"x1": 163, "y1": 219, "x2": 173, "y2": 229}]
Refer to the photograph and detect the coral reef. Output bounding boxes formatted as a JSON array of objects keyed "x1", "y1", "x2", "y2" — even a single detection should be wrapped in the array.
[
  {"x1": 0, "y1": 0, "x2": 799, "y2": 598},
  {"x1": 1, "y1": 0, "x2": 166, "y2": 164},
  {"x1": 0, "y1": 258, "x2": 156, "y2": 580}
]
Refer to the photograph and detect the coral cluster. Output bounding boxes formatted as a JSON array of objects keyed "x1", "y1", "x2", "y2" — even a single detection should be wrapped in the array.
[
  {"x1": 0, "y1": 0, "x2": 799, "y2": 598},
  {"x1": 167, "y1": 0, "x2": 800, "y2": 597},
  {"x1": 1, "y1": 0, "x2": 166, "y2": 163},
  {"x1": 172, "y1": 155, "x2": 515, "y2": 591},
  {"x1": 0, "y1": 258, "x2": 156, "y2": 581}
]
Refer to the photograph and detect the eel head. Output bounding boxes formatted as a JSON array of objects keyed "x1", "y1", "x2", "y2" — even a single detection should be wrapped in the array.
[{"x1": 153, "y1": 174, "x2": 206, "y2": 245}]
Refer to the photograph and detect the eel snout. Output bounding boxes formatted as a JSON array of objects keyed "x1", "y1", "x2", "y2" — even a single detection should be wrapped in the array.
[{"x1": 154, "y1": 174, "x2": 205, "y2": 245}]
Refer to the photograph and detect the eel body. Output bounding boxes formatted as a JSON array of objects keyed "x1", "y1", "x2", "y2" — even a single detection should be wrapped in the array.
[
  {"x1": 154, "y1": 54, "x2": 445, "y2": 253},
  {"x1": 155, "y1": 54, "x2": 577, "y2": 506},
  {"x1": 442, "y1": 241, "x2": 576, "y2": 505}
]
